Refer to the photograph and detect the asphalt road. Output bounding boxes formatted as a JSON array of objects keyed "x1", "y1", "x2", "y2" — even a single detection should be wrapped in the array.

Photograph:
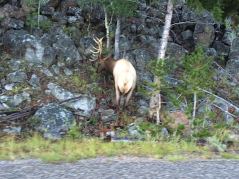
[{"x1": 0, "y1": 157, "x2": 239, "y2": 179}]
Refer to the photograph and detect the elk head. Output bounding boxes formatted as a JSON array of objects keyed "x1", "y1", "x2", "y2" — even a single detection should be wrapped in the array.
[{"x1": 90, "y1": 37, "x2": 115, "y2": 73}]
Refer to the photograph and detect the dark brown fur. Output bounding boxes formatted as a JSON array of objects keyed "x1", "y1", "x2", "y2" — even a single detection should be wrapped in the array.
[{"x1": 97, "y1": 56, "x2": 116, "y2": 73}]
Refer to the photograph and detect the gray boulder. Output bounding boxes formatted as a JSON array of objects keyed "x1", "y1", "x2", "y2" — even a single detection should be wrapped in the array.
[
  {"x1": 0, "y1": 92, "x2": 31, "y2": 108},
  {"x1": 1, "y1": 17, "x2": 24, "y2": 30},
  {"x1": 99, "y1": 109, "x2": 118, "y2": 123},
  {"x1": 47, "y1": 82, "x2": 75, "y2": 100},
  {"x1": 229, "y1": 38, "x2": 239, "y2": 56},
  {"x1": 193, "y1": 23, "x2": 215, "y2": 48},
  {"x1": 25, "y1": 38, "x2": 45, "y2": 65},
  {"x1": 7, "y1": 71, "x2": 27, "y2": 83},
  {"x1": 137, "y1": 99, "x2": 149, "y2": 117},
  {"x1": 66, "y1": 7, "x2": 82, "y2": 16},
  {"x1": 167, "y1": 42, "x2": 188, "y2": 60},
  {"x1": 2, "y1": 29, "x2": 29, "y2": 56},
  {"x1": 206, "y1": 48, "x2": 217, "y2": 57},
  {"x1": 41, "y1": 6, "x2": 55, "y2": 16},
  {"x1": 2, "y1": 126, "x2": 21, "y2": 135},
  {"x1": 41, "y1": 46, "x2": 56, "y2": 67},
  {"x1": 181, "y1": 8, "x2": 214, "y2": 24},
  {"x1": 181, "y1": 29, "x2": 194, "y2": 50},
  {"x1": 131, "y1": 49, "x2": 153, "y2": 71},
  {"x1": 7, "y1": 59, "x2": 22, "y2": 71},
  {"x1": 29, "y1": 74, "x2": 41, "y2": 88},
  {"x1": 3, "y1": 28, "x2": 81, "y2": 67},
  {"x1": 52, "y1": 12, "x2": 68, "y2": 25},
  {"x1": 222, "y1": 30, "x2": 236, "y2": 46},
  {"x1": 212, "y1": 41, "x2": 230, "y2": 57},
  {"x1": 66, "y1": 7, "x2": 84, "y2": 24},
  {"x1": 181, "y1": 29, "x2": 193, "y2": 41},
  {"x1": 47, "y1": 83, "x2": 96, "y2": 117},
  {"x1": 4, "y1": 83, "x2": 15, "y2": 91},
  {"x1": 33, "y1": 103, "x2": 75, "y2": 140},
  {"x1": 41, "y1": 68, "x2": 54, "y2": 77},
  {"x1": 50, "y1": 28, "x2": 82, "y2": 66},
  {"x1": 226, "y1": 59, "x2": 239, "y2": 79},
  {"x1": 196, "y1": 10, "x2": 215, "y2": 23},
  {"x1": 63, "y1": 68, "x2": 73, "y2": 76},
  {"x1": 0, "y1": 4, "x2": 25, "y2": 19},
  {"x1": 130, "y1": 48, "x2": 154, "y2": 84},
  {"x1": 226, "y1": 38, "x2": 239, "y2": 78},
  {"x1": 175, "y1": 6, "x2": 214, "y2": 32},
  {"x1": 3, "y1": 30, "x2": 45, "y2": 65}
]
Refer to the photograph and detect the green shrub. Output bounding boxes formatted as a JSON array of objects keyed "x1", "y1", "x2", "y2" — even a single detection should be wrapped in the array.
[
  {"x1": 26, "y1": 12, "x2": 52, "y2": 32},
  {"x1": 67, "y1": 123, "x2": 83, "y2": 140}
]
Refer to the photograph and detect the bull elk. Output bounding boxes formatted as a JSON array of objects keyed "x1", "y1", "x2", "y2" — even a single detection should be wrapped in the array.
[{"x1": 91, "y1": 37, "x2": 137, "y2": 108}]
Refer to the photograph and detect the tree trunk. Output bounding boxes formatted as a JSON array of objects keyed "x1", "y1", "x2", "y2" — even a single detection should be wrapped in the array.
[
  {"x1": 114, "y1": 17, "x2": 121, "y2": 60},
  {"x1": 157, "y1": 1, "x2": 173, "y2": 60},
  {"x1": 104, "y1": 6, "x2": 110, "y2": 50},
  {"x1": 192, "y1": 91, "x2": 197, "y2": 122},
  {"x1": 149, "y1": 0, "x2": 173, "y2": 124},
  {"x1": 37, "y1": 0, "x2": 41, "y2": 29}
]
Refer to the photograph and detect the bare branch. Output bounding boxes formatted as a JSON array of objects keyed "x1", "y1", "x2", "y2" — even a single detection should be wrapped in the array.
[
  {"x1": 212, "y1": 104, "x2": 238, "y2": 118},
  {"x1": 171, "y1": 21, "x2": 214, "y2": 27},
  {"x1": 198, "y1": 87, "x2": 239, "y2": 110}
]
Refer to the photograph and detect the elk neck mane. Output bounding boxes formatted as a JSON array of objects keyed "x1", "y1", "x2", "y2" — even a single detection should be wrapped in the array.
[{"x1": 102, "y1": 56, "x2": 117, "y2": 74}]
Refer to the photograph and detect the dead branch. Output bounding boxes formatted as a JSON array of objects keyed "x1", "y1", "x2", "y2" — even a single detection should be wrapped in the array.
[
  {"x1": 212, "y1": 104, "x2": 238, "y2": 118},
  {"x1": 0, "y1": 106, "x2": 38, "y2": 123},
  {"x1": 198, "y1": 88, "x2": 239, "y2": 110},
  {"x1": 59, "y1": 95, "x2": 83, "y2": 104}
]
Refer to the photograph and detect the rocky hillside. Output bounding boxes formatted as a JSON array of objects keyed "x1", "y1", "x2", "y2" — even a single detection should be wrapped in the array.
[{"x1": 0, "y1": 0, "x2": 238, "y2": 142}]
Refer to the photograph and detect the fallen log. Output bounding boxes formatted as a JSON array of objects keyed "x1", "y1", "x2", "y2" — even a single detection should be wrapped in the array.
[{"x1": 0, "y1": 106, "x2": 38, "y2": 123}]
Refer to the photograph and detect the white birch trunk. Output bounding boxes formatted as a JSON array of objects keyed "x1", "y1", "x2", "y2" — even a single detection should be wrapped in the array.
[
  {"x1": 104, "y1": 6, "x2": 110, "y2": 50},
  {"x1": 149, "y1": 0, "x2": 173, "y2": 124},
  {"x1": 37, "y1": 0, "x2": 41, "y2": 29},
  {"x1": 114, "y1": 17, "x2": 121, "y2": 60},
  {"x1": 157, "y1": 1, "x2": 173, "y2": 61},
  {"x1": 192, "y1": 91, "x2": 197, "y2": 122}
]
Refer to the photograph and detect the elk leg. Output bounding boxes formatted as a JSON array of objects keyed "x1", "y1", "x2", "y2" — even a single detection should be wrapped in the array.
[
  {"x1": 115, "y1": 84, "x2": 120, "y2": 107},
  {"x1": 125, "y1": 88, "x2": 134, "y2": 107}
]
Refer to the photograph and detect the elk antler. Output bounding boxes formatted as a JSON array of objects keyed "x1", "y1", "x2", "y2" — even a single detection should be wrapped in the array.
[{"x1": 90, "y1": 37, "x2": 104, "y2": 57}]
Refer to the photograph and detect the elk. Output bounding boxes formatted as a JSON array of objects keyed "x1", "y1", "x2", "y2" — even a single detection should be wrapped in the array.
[{"x1": 91, "y1": 37, "x2": 137, "y2": 108}]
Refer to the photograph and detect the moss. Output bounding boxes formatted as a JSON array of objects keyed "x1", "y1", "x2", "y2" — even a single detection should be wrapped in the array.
[
  {"x1": 56, "y1": 74, "x2": 88, "y2": 93},
  {"x1": 6, "y1": 83, "x2": 31, "y2": 95},
  {"x1": 26, "y1": 12, "x2": 53, "y2": 32}
]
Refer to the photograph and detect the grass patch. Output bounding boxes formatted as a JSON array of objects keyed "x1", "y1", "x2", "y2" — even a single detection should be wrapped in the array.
[
  {"x1": 164, "y1": 155, "x2": 188, "y2": 162},
  {"x1": 221, "y1": 153, "x2": 239, "y2": 160},
  {"x1": 0, "y1": 135, "x2": 216, "y2": 163}
]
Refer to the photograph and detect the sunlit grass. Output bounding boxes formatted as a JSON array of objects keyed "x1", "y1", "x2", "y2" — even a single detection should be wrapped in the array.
[
  {"x1": 165, "y1": 155, "x2": 188, "y2": 162},
  {"x1": 0, "y1": 134, "x2": 235, "y2": 163},
  {"x1": 221, "y1": 152, "x2": 239, "y2": 160}
]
